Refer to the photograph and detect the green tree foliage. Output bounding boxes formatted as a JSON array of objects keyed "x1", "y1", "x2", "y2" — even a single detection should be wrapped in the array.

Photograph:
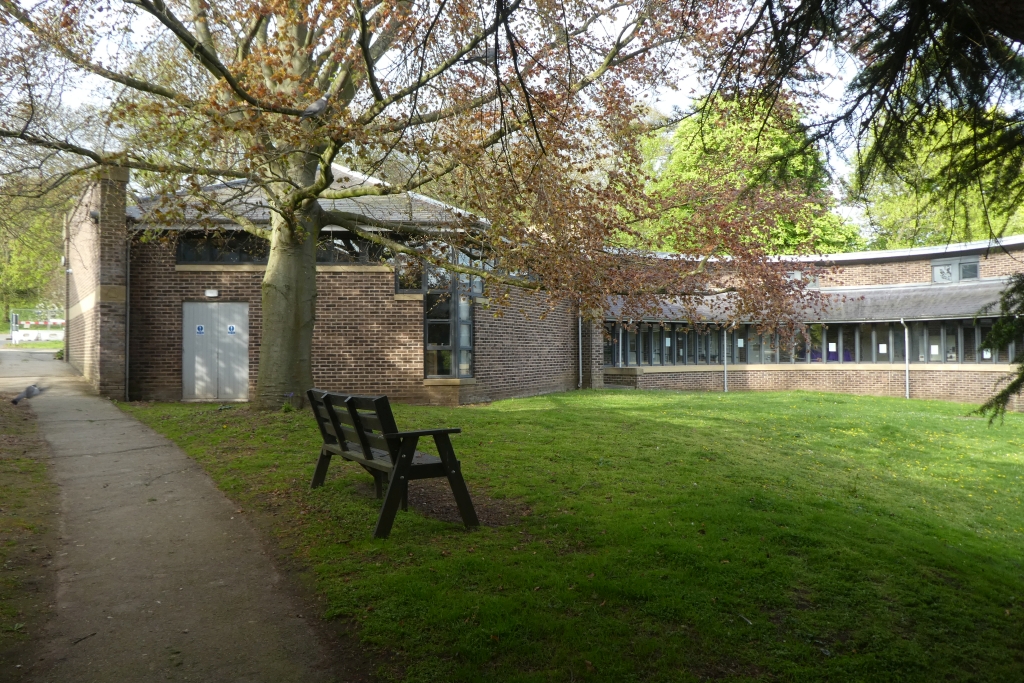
[
  {"x1": 978, "y1": 273, "x2": 1024, "y2": 420},
  {"x1": 643, "y1": 99, "x2": 864, "y2": 255},
  {"x1": 0, "y1": 191, "x2": 67, "y2": 320},
  {"x1": 854, "y1": 118, "x2": 1024, "y2": 249}
]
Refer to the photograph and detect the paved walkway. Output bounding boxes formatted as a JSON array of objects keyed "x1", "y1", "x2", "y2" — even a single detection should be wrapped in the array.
[{"x1": 0, "y1": 348, "x2": 339, "y2": 682}]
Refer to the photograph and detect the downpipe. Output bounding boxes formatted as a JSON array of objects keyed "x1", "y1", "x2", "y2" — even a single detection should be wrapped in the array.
[
  {"x1": 900, "y1": 318, "x2": 909, "y2": 399},
  {"x1": 578, "y1": 316, "x2": 583, "y2": 389},
  {"x1": 723, "y1": 328, "x2": 728, "y2": 393}
]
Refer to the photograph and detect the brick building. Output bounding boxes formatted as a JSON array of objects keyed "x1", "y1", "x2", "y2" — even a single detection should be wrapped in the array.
[{"x1": 64, "y1": 169, "x2": 1024, "y2": 410}]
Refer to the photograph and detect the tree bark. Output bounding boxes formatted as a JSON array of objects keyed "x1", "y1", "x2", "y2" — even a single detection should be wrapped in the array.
[{"x1": 255, "y1": 207, "x2": 319, "y2": 408}]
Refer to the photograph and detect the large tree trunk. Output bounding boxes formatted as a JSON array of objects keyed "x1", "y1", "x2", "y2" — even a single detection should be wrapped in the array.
[{"x1": 255, "y1": 207, "x2": 319, "y2": 408}]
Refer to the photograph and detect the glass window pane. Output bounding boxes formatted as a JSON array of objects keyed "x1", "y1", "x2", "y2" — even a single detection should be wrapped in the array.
[
  {"x1": 640, "y1": 325, "x2": 651, "y2": 365},
  {"x1": 458, "y1": 350, "x2": 472, "y2": 377},
  {"x1": 794, "y1": 332, "x2": 807, "y2": 362},
  {"x1": 696, "y1": 333, "x2": 707, "y2": 363},
  {"x1": 928, "y1": 321, "x2": 942, "y2": 361},
  {"x1": 458, "y1": 294, "x2": 473, "y2": 322},
  {"x1": 778, "y1": 334, "x2": 792, "y2": 363},
  {"x1": 963, "y1": 324, "x2": 977, "y2": 362},
  {"x1": 737, "y1": 326, "x2": 747, "y2": 363},
  {"x1": 427, "y1": 322, "x2": 451, "y2": 346},
  {"x1": 809, "y1": 324, "x2": 823, "y2": 362},
  {"x1": 676, "y1": 328, "x2": 688, "y2": 364},
  {"x1": 841, "y1": 326, "x2": 856, "y2": 362},
  {"x1": 933, "y1": 263, "x2": 954, "y2": 283},
  {"x1": 425, "y1": 292, "x2": 451, "y2": 320},
  {"x1": 627, "y1": 330, "x2": 638, "y2": 365},
  {"x1": 458, "y1": 322, "x2": 472, "y2": 348},
  {"x1": 425, "y1": 350, "x2": 452, "y2": 376},
  {"x1": 663, "y1": 326, "x2": 673, "y2": 365},
  {"x1": 709, "y1": 331, "x2": 720, "y2": 364},
  {"x1": 859, "y1": 325, "x2": 873, "y2": 362},
  {"x1": 426, "y1": 266, "x2": 451, "y2": 290},
  {"x1": 653, "y1": 327, "x2": 663, "y2": 365},
  {"x1": 876, "y1": 324, "x2": 890, "y2": 362},
  {"x1": 826, "y1": 326, "x2": 839, "y2": 361},
  {"x1": 747, "y1": 327, "x2": 761, "y2": 363},
  {"x1": 960, "y1": 262, "x2": 979, "y2": 280},
  {"x1": 893, "y1": 324, "x2": 906, "y2": 362},
  {"x1": 603, "y1": 323, "x2": 617, "y2": 366},
  {"x1": 395, "y1": 255, "x2": 424, "y2": 291},
  {"x1": 944, "y1": 323, "x2": 958, "y2": 362}
]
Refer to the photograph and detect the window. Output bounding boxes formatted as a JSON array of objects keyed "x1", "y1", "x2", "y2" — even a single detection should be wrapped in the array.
[
  {"x1": 423, "y1": 261, "x2": 474, "y2": 378},
  {"x1": 176, "y1": 233, "x2": 268, "y2": 264},
  {"x1": 963, "y1": 323, "x2": 978, "y2": 362},
  {"x1": 875, "y1": 323, "x2": 890, "y2": 362},
  {"x1": 708, "y1": 331, "x2": 720, "y2": 364},
  {"x1": 893, "y1": 324, "x2": 906, "y2": 362},
  {"x1": 662, "y1": 326, "x2": 673, "y2": 365},
  {"x1": 809, "y1": 324, "x2": 823, "y2": 362},
  {"x1": 859, "y1": 324, "x2": 873, "y2": 362},
  {"x1": 944, "y1": 323, "x2": 959, "y2": 362},
  {"x1": 746, "y1": 327, "x2": 761, "y2": 364},
  {"x1": 931, "y1": 256, "x2": 980, "y2": 284},
  {"x1": 627, "y1": 329, "x2": 638, "y2": 365},
  {"x1": 841, "y1": 326, "x2": 856, "y2": 362},
  {"x1": 825, "y1": 326, "x2": 839, "y2": 362},
  {"x1": 675, "y1": 327, "x2": 688, "y2": 364},
  {"x1": 603, "y1": 323, "x2": 619, "y2": 367},
  {"x1": 736, "y1": 326, "x2": 747, "y2": 363}
]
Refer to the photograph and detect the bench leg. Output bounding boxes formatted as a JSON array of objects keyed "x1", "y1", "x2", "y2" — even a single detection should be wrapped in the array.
[
  {"x1": 310, "y1": 448, "x2": 332, "y2": 489},
  {"x1": 373, "y1": 472, "x2": 384, "y2": 499},
  {"x1": 401, "y1": 480, "x2": 409, "y2": 512},
  {"x1": 435, "y1": 434, "x2": 479, "y2": 529},
  {"x1": 373, "y1": 436, "x2": 417, "y2": 539}
]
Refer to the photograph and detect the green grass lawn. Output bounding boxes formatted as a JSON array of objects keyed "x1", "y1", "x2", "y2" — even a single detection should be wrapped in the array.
[
  {"x1": 122, "y1": 391, "x2": 1024, "y2": 682},
  {"x1": 7, "y1": 341, "x2": 63, "y2": 350}
]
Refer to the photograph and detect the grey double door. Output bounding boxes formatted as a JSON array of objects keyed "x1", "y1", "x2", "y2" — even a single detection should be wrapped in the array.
[{"x1": 182, "y1": 302, "x2": 249, "y2": 400}]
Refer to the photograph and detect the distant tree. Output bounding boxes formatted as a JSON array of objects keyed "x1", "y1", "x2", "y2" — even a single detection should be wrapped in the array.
[
  {"x1": 0, "y1": 187, "x2": 68, "y2": 321},
  {"x1": 853, "y1": 118, "x2": 1024, "y2": 249},
  {"x1": 642, "y1": 98, "x2": 864, "y2": 255}
]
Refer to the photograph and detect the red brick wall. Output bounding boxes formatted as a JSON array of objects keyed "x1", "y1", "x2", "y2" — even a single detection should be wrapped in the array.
[
  {"x1": 65, "y1": 172, "x2": 128, "y2": 396},
  {"x1": 128, "y1": 240, "x2": 580, "y2": 406},
  {"x1": 815, "y1": 249, "x2": 1024, "y2": 287},
  {"x1": 460, "y1": 291, "x2": 579, "y2": 404},
  {"x1": 613, "y1": 367, "x2": 1022, "y2": 411}
]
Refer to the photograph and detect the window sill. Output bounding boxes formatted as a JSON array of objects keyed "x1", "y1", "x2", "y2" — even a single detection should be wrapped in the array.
[
  {"x1": 394, "y1": 293, "x2": 424, "y2": 301},
  {"x1": 423, "y1": 378, "x2": 477, "y2": 386}
]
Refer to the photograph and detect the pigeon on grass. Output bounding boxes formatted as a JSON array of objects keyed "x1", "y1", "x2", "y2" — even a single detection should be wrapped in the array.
[{"x1": 11, "y1": 384, "x2": 43, "y2": 405}]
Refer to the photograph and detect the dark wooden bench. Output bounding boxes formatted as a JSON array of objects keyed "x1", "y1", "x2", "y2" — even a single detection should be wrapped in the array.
[{"x1": 306, "y1": 389, "x2": 479, "y2": 539}]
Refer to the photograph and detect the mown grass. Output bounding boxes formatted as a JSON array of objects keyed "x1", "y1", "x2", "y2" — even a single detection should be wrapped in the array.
[
  {"x1": 122, "y1": 390, "x2": 1024, "y2": 682},
  {"x1": 0, "y1": 396, "x2": 57, "y2": 666},
  {"x1": 5, "y1": 341, "x2": 63, "y2": 350}
]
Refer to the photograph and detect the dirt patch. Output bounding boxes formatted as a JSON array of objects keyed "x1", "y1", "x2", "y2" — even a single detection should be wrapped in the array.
[
  {"x1": 398, "y1": 478, "x2": 530, "y2": 527},
  {"x1": 0, "y1": 395, "x2": 58, "y2": 681}
]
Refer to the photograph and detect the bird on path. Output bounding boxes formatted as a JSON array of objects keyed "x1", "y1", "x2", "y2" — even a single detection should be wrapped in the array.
[
  {"x1": 299, "y1": 97, "x2": 328, "y2": 120},
  {"x1": 11, "y1": 384, "x2": 42, "y2": 405}
]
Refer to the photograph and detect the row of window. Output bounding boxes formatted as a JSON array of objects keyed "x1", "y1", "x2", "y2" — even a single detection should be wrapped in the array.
[
  {"x1": 603, "y1": 321, "x2": 1022, "y2": 367},
  {"x1": 176, "y1": 234, "x2": 387, "y2": 264}
]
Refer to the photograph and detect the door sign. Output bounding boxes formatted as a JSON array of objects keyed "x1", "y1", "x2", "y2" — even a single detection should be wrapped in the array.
[
  {"x1": 227, "y1": 324, "x2": 236, "y2": 335},
  {"x1": 196, "y1": 324, "x2": 205, "y2": 335}
]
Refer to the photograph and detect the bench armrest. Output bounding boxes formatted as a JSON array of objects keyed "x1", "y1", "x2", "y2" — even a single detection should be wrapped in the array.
[{"x1": 384, "y1": 428, "x2": 461, "y2": 438}]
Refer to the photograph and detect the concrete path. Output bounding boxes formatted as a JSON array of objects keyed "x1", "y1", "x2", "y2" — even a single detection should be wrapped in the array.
[{"x1": 0, "y1": 348, "x2": 340, "y2": 682}]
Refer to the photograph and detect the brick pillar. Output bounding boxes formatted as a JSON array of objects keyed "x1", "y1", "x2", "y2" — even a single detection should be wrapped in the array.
[
  {"x1": 580, "y1": 320, "x2": 605, "y2": 389},
  {"x1": 65, "y1": 167, "x2": 129, "y2": 397}
]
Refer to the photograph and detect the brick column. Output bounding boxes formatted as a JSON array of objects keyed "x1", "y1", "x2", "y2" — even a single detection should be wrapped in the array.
[
  {"x1": 580, "y1": 319, "x2": 605, "y2": 389},
  {"x1": 65, "y1": 167, "x2": 129, "y2": 397}
]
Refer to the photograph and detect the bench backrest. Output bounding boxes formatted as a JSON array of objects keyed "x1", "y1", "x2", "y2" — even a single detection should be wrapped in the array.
[
  {"x1": 307, "y1": 390, "x2": 402, "y2": 462},
  {"x1": 342, "y1": 395, "x2": 402, "y2": 462}
]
